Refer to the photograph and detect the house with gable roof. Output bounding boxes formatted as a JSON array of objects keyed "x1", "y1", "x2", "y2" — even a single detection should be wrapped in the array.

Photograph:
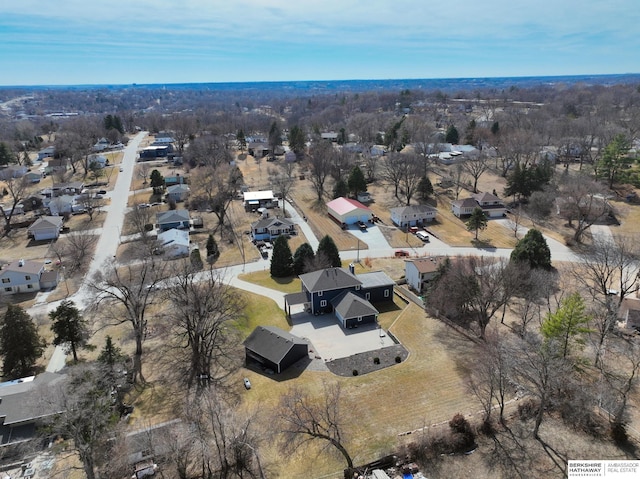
[
  {"x1": 156, "y1": 209, "x2": 190, "y2": 232},
  {"x1": 405, "y1": 256, "x2": 448, "y2": 293},
  {"x1": 326, "y1": 197, "x2": 372, "y2": 226},
  {"x1": 250, "y1": 216, "x2": 296, "y2": 242},
  {"x1": 0, "y1": 259, "x2": 58, "y2": 294},
  {"x1": 451, "y1": 191, "x2": 506, "y2": 218},
  {"x1": 27, "y1": 215, "x2": 63, "y2": 241},
  {"x1": 390, "y1": 204, "x2": 437, "y2": 228},
  {"x1": 288, "y1": 265, "x2": 395, "y2": 328}
]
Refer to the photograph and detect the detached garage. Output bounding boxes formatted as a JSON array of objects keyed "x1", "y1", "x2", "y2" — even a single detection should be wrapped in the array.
[
  {"x1": 326, "y1": 197, "x2": 372, "y2": 226},
  {"x1": 243, "y1": 326, "x2": 309, "y2": 374}
]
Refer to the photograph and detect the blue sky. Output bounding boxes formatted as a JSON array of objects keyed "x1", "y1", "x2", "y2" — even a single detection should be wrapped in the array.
[{"x1": 0, "y1": 1, "x2": 638, "y2": 86}]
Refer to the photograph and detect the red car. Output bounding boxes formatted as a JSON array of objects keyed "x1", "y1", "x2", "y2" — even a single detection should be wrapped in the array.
[{"x1": 395, "y1": 250, "x2": 410, "y2": 257}]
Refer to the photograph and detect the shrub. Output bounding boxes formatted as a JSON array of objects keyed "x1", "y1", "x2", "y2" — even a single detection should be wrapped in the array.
[
  {"x1": 352, "y1": 369, "x2": 358, "y2": 376},
  {"x1": 518, "y1": 399, "x2": 539, "y2": 421},
  {"x1": 448, "y1": 414, "x2": 476, "y2": 453},
  {"x1": 373, "y1": 357, "x2": 380, "y2": 365},
  {"x1": 395, "y1": 356, "x2": 402, "y2": 363}
]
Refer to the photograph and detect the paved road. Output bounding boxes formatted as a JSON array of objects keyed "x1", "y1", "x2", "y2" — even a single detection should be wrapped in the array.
[{"x1": 32, "y1": 132, "x2": 148, "y2": 372}]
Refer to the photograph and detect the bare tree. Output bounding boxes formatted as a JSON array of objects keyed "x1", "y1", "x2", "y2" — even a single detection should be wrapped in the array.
[
  {"x1": 307, "y1": 139, "x2": 334, "y2": 202},
  {"x1": 557, "y1": 174, "x2": 611, "y2": 243},
  {"x1": 138, "y1": 163, "x2": 151, "y2": 185},
  {"x1": 89, "y1": 258, "x2": 167, "y2": 383},
  {"x1": 269, "y1": 162, "x2": 295, "y2": 216},
  {"x1": 190, "y1": 164, "x2": 242, "y2": 235},
  {"x1": 163, "y1": 266, "x2": 243, "y2": 390},
  {"x1": 64, "y1": 230, "x2": 99, "y2": 275},
  {"x1": 184, "y1": 391, "x2": 266, "y2": 479},
  {"x1": 279, "y1": 382, "x2": 353, "y2": 469},
  {"x1": 0, "y1": 176, "x2": 28, "y2": 235},
  {"x1": 462, "y1": 153, "x2": 490, "y2": 194}
]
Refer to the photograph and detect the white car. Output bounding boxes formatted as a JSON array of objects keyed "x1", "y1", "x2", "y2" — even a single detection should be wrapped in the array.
[
  {"x1": 119, "y1": 166, "x2": 124, "y2": 172},
  {"x1": 243, "y1": 377, "x2": 251, "y2": 390}
]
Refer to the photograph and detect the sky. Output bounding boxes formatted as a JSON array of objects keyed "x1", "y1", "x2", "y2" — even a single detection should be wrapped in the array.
[{"x1": 0, "y1": 1, "x2": 638, "y2": 86}]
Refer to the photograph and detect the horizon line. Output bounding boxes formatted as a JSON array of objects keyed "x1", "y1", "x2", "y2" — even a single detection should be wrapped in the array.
[{"x1": 1, "y1": 72, "x2": 639, "y2": 89}]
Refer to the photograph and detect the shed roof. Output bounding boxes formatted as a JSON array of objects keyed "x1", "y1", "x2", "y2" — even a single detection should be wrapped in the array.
[
  {"x1": 326, "y1": 197, "x2": 371, "y2": 216},
  {"x1": 243, "y1": 326, "x2": 307, "y2": 365}
]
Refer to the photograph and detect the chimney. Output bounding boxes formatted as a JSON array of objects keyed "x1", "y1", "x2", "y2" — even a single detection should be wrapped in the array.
[
  {"x1": 18, "y1": 259, "x2": 24, "y2": 267},
  {"x1": 349, "y1": 263, "x2": 355, "y2": 275}
]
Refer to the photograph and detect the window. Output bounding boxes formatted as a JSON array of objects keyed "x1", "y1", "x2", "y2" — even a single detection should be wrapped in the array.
[
  {"x1": 320, "y1": 300, "x2": 327, "y2": 307},
  {"x1": 355, "y1": 285, "x2": 360, "y2": 290},
  {"x1": 1, "y1": 278, "x2": 9, "y2": 284},
  {"x1": 25, "y1": 275, "x2": 31, "y2": 280},
  {"x1": 365, "y1": 292, "x2": 370, "y2": 300},
  {"x1": 358, "y1": 317, "x2": 362, "y2": 322},
  {"x1": 27, "y1": 284, "x2": 33, "y2": 289},
  {"x1": 384, "y1": 289, "x2": 390, "y2": 298},
  {"x1": 317, "y1": 291, "x2": 323, "y2": 297},
  {"x1": 4, "y1": 287, "x2": 11, "y2": 292}
]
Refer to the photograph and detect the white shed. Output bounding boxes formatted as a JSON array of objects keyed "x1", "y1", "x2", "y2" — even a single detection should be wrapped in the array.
[{"x1": 28, "y1": 216, "x2": 64, "y2": 241}]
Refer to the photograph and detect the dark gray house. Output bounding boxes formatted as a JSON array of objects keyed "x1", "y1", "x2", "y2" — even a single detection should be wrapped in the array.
[
  {"x1": 156, "y1": 209, "x2": 190, "y2": 232},
  {"x1": 290, "y1": 266, "x2": 395, "y2": 328},
  {"x1": 243, "y1": 326, "x2": 308, "y2": 374}
]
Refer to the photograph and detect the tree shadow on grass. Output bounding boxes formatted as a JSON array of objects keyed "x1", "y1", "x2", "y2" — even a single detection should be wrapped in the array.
[
  {"x1": 272, "y1": 275, "x2": 296, "y2": 286},
  {"x1": 471, "y1": 239, "x2": 496, "y2": 250}
]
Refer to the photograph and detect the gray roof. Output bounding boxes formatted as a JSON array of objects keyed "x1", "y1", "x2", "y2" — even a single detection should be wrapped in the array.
[
  {"x1": 0, "y1": 372, "x2": 66, "y2": 426},
  {"x1": 251, "y1": 216, "x2": 294, "y2": 230},
  {"x1": 243, "y1": 326, "x2": 307, "y2": 365},
  {"x1": 28, "y1": 215, "x2": 63, "y2": 231},
  {"x1": 452, "y1": 197, "x2": 479, "y2": 208},
  {"x1": 166, "y1": 184, "x2": 189, "y2": 193},
  {"x1": 156, "y1": 209, "x2": 190, "y2": 224},
  {"x1": 1, "y1": 259, "x2": 44, "y2": 276},
  {"x1": 357, "y1": 271, "x2": 396, "y2": 289},
  {"x1": 391, "y1": 204, "x2": 437, "y2": 216},
  {"x1": 332, "y1": 291, "x2": 378, "y2": 319},
  {"x1": 299, "y1": 267, "x2": 362, "y2": 293}
]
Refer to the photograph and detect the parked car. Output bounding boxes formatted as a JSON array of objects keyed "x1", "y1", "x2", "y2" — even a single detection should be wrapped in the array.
[
  {"x1": 138, "y1": 203, "x2": 150, "y2": 209},
  {"x1": 97, "y1": 190, "x2": 107, "y2": 195},
  {"x1": 119, "y1": 167, "x2": 124, "y2": 172},
  {"x1": 243, "y1": 377, "x2": 251, "y2": 390},
  {"x1": 416, "y1": 231, "x2": 430, "y2": 242},
  {"x1": 358, "y1": 221, "x2": 368, "y2": 230},
  {"x1": 394, "y1": 250, "x2": 410, "y2": 257}
]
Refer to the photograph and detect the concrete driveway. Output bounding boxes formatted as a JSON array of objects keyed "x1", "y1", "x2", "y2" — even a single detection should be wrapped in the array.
[
  {"x1": 289, "y1": 312, "x2": 395, "y2": 361},
  {"x1": 345, "y1": 223, "x2": 390, "y2": 250}
]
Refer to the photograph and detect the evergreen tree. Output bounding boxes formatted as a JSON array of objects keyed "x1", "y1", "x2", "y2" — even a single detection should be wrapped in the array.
[
  {"x1": 598, "y1": 133, "x2": 632, "y2": 188},
  {"x1": 491, "y1": 121, "x2": 500, "y2": 136},
  {"x1": 150, "y1": 169, "x2": 165, "y2": 193},
  {"x1": 270, "y1": 235, "x2": 294, "y2": 277},
  {"x1": 293, "y1": 243, "x2": 315, "y2": 275},
  {"x1": 541, "y1": 292, "x2": 592, "y2": 358},
  {"x1": 317, "y1": 235, "x2": 341, "y2": 268},
  {"x1": 466, "y1": 207, "x2": 488, "y2": 240},
  {"x1": 268, "y1": 121, "x2": 282, "y2": 158},
  {"x1": 0, "y1": 142, "x2": 14, "y2": 166},
  {"x1": 50, "y1": 300, "x2": 88, "y2": 363},
  {"x1": 337, "y1": 128, "x2": 347, "y2": 145},
  {"x1": 417, "y1": 176, "x2": 434, "y2": 201},
  {"x1": 445, "y1": 125, "x2": 459, "y2": 144},
  {"x1": 288, "y1": 125, "x2": 306, "y2": 158},
  {"x1": 0, "y1": 304, "x2": 45, "y2": 379},
  {"x1": 236, "y1": 129, "x2": 246, "y2": 151},
  {"x1": 206, "y1": 234, "x2": 220, "y2": 263},
  {"x1": 190, "y1": 248, "x2": 204, "y2": 271},
  {"x1": 347, "y1": 166, "x2": 367, "y2": 198},
  {"x1": 333, "y1": 178, "x2": 349, "y2": 199},
  {"x1": 98, "y1": 335, "x2": 125, "y2": 370},
  {"x1": 510, "y1": 228, "x2": 552, "y2": 270}
]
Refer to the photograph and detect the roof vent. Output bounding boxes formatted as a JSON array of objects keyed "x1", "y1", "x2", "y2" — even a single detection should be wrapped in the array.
[{"x1": 18, "y1": 259, "x2": 25, "y2": 267}]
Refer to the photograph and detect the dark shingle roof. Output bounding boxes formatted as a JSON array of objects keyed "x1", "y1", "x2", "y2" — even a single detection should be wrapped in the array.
[
  {"x1": 299, "y1": 267, "x2": 362, "y2": 293},
  {"x1": 331, "y1": 291, "x2": 378, "y2": 319},
  {"x1": 243, "y1": 326, "x2": 307, "y2": 365}
]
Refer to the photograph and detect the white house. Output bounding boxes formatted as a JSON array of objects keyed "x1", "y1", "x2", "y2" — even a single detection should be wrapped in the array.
[
  {"x1": 0, "y1": 259, "x2": 58, "y2": 294},
  {"x1": 326, "y1": 197, "x2": 372, "y2": 226},
  {"x1": 405, "y1": 257, "x2": 447, "y2": 293},
  {"x1": 0, "y1": 165, "x2": 28, "y2": 180},
  {"x1": 157, "y1": 229, "x2": 190, "y2": 259},
  {"x1": 471, "y1": 192, "x2": 507, "y2": 218},
  {"x1": 28, "y1": 216, "x2": 64, "y2": 241},
  {"x1": 243, "y1": 190, "x2": 276, "y2": 211},
  {"x1": 451, "y1": 198, "x2": 479, "y2": 217},
  {"x1": 390, "y1": 205, "x2": 437, "y2": 228}
]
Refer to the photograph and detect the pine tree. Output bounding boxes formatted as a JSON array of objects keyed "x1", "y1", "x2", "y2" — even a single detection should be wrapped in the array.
[
  {"x1": 293, "y1": 243, "x2": 315, "y2": 275},
  {"x1": 445, "y1": 125, "x2": 459, "y2": 144},
  {"x1": 98, "y1": 335, "x2": 125, "y2": 370},
  {"x1": 347, "y1": 166, "x2": 367, "y2": 198},
  {"x1": 190, "y1": 248, "x2": 204, "y2": 271},
  {"x1": 50, "y1": 300, "x2": 88, "y2": 362},
  {"x1": 466, "y1": 207, "x2": 488, "y2": 240},
  {"x1": 270, "y1": 235, "x2": 294, "y2": 277},
  {"x1": 417, "y1": 176, "x2": 434, "y2": 201},
  {"x1": 206, "y1": 234, "x2": 220, "y2": 263},
  {"x1": 333, "y1": 178, "x2": 349, "y2": 199},
  {"x1": 0, "y1": 304, "x2": 45, "y2": 379},
  {"x1": 317, "y1": 235, "x2": 341, "y2": 268},
  {"x1": 237, "y1": 129, "x2": 246, "y2": 151},
  {"x1": 510, "y1": 228, "x2": 552, "y2": 270}
]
